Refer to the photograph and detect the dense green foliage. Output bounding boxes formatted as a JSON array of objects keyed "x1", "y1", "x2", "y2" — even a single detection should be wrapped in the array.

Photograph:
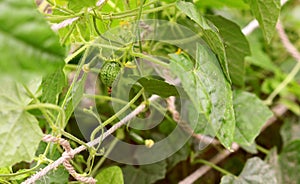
[{"x1": 0, "y1": 0, "x2": 299, "y2": 183}]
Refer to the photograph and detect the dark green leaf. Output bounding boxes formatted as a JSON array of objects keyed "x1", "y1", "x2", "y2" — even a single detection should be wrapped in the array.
[
  {"x1": 245, "y1": 33, "x2": 280, "y2": 73},
  {"x1": 41, "y1": 67, "x2": 66, "y2": 104},
  {"x1": 95, "y1": 166, "x2": 124, "y2": 184},
  {"x1": 279, "y1": 140, "x2": 300, "y2": 183},
  {"x1": 169, "y1": 43, "x2": 235, "y2": 149},
  {"x1": 167, "y1": 141, "x2": 191, "y2": 170},
  {"x1": 221, "y1": 157, "x2": 277, "y2": 184},
  {"x1": 36, "y1": 166, "x2": 69, "y2": 184},
  {"x1": 207, "y1": 15, "x2": 251, "y2": 87},
  {"x1": 247, "y1": 0, "x2": 281, "y2": 43},
  {"x1": 0, "y1": 0, "x2": 65, "y2": 81},
  {"x1": 233, "y1": 90, "x2": 273, "y2": 146},
  {"x1": 62, "y1": 72, "x2": 86, "y2": 123},
  {"x1": 176, "y1": 1, "x2": 231, "y2": 83},
  {"x1": 135, "y1": 76, "x2": 185, "y2": 98},
  {"x1": 122, "y1": 161, "x2": 167, "y2": 184}
]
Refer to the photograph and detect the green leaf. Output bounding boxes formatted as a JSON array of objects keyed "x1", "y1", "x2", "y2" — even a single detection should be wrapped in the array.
[
  {"x1": 221, "y1": 157, "x2": 277, "y2": 184},
  {"x1": 176, "y1": 1, "x2": 231, "y2": 83},
  {"x1": 279, "y1": 98, "x2": 300, "y2": 115},
  {"x1": 207, "y1": 15, "x2": 251, "y2": 87},
  {"x1": 36, "y1": 165, "x2": 69, "y2": 184},
  {"x1": 95, "y1": 166, "x2": 124, "y2": 184},
  {"x1": 122, "y1": 161, "x2": 167, "y2": 184},
  {"x1": 280, "y1": 116, "x2": 300, "y2": 146},
  {"x1": 0, "y1": 0, "x2": 65, "y2": 81},
  {"x1": 63, "y1": 73, "x2": 87, "y2": 122},
  {"x1": 68, "y1": 0, "x2": 97, "y2": 12},
  {"x1": 195, "y1": 0, "x2": 249, "y2": 9},
  {"x1": 233, "y1": 90, "x2": 273, "y2": 146},
  {"x1": 247, "y1": 0, "x2": 281, "y2": 43},
  {"x1": 265, "y1": 148, "x2": 282, "y2": 184},
  {"x1": 279, "y1": 140, "x2": 300, "y2": 183},
  {"x1": 0, "y1": 77, "x2": 43, "y2": 167},
  {"x1": 135, "y1": 76, "x2": 185, "y2": 98},
  {"x1": 169, "y1": 43, "x2": 235, "y2": 149},
  {"x1": 245, "y1": 33, "x2": 280, "y2": 73},
  {"x1": 167, "y1": 141, "x2": 191, "y2": 170},
  {"x1": 240, "y1": 143, "x2": 258, "y2": 154},
  {"x1": 41, "y1": 67, "x2": 66, "y2": 104}
]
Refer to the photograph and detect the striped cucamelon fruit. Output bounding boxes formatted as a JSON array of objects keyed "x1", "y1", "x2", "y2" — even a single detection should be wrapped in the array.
[{"x1": 100, "y1": 62, "x2": 121, "y2": 87}]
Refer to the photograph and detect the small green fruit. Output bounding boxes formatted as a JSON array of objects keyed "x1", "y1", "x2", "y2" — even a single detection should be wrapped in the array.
[{"x1": 100, "y1": 62, "x2": 121, "y2": 87}]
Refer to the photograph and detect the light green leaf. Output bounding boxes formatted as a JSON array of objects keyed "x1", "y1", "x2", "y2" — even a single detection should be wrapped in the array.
[
  {"x1": 195, "y1": 0, "x2": 249, "y2": 9},
  {"x1": 176, "y1": 1, "x2": 231, "y2": 83},
  {"x1": 240, "y1": 143, "x2": 258, "y2": 154},
  {"x1": 221, "y1": 157, "x2": 277, "y2": 184},
  {"x1": 279, "y1": 140, "x2": 300, "y2": 183},
  {"x1": 122, "y1": 161, "x2": 166, "y2": 184},
  {"x1": 207, "y1": 15, "x2": 251, "y2": 87},
  {"x1": 233, "y1": 90, "x2": 273, "y2": 146},
  {"x1": 169, "y1": 43, "x2": 235, "y2": 149},
  {"x1": 0, "y1": 0, "x2": 65, "y2": 81},
  {"x1": 0, "y1": 77, "x2": 43, "y2": 167},
  {"x1": 247, "y1": 0, "x2": 281, "y2": 43},
  {"x1": 279, "y1": 98, "x2": 300, "y2": 116},
  {"x1": 95, "y1": 166, "x2": 124, "y2": 184},
  {"x1": 68, "y1": 0, "x2": 97, "y2": 12}
]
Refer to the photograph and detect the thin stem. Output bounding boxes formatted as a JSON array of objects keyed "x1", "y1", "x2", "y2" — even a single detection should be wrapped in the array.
[
  {"x1": 65, "y1": 64, "x2": 100, "y2": 73},
  {"x1": 91, "y1": 136, "x2": 119, "y2": 176},
  {"x1": 60, "y1": 130, "x2": 89, "y2": 147},
  {"x1": 256, "y1": 144, "x2": 269, "y2": 155},
  {"x1": 22, "y1": 95, "x2": 160, "y2": 183},
  {"x1": 92, "y1": 15, "x2": 124, "y2": 46},
  {"x1": 22, "y1": 84, "x2": 56, "y2": 128},
  {"x1": 85, "y1": 153, "x2": 96, "y2": 174},
  {"x1": 25, "y1": 103, "x2": 65, "y2": 128},
  {"x1": 130, "y1": 51, "x2": 169, "y2": 67},
  {"x1": 84, "y1": 94, "x2": 137, "y2": 108},
  {"x1": 0, "y1": 163, "x2": 41, "y2": 178},
  {"x1": 61, "y1": 23, "x2": 76, "y2": 45},
  {"x1": 69, "y1": 159, "x2": 84, "y2": 174},
  {"x1": 265, "y1": 62, "x2": 300, "y2": 105},
  {"x1": 0, "y1": 179, "x2": 10, "y2": 184},
  {"x1": 42, "y1": 142, "x2": 51, "y2": 157},
  {"x1": 193, "y1": 159, "x2": 234, "y2": 176},
  {"x1": 92, "y1": 43, "x2": 127, "y2": 51},
  {"x1": 60, "y1": 47, "x2": 91, "y2": 129},
  {"x1": 46, "y1": 0, "x2": 75, "y2": 14},
  {"x1": 135, "y1": 0, "x2": 145, "y2": 53},
  {"x1": 65, "y1": 44, "x2": 89, "y2": 63},
  {"x1": 90, "y1": 88, "x2": 144, "y2": 141},
  {"x1": 99, "y1": 3, "x2": 175, "y2": 20},
  {"x1": 151, "y1": 101, "x2": 175, "y2": 123},
  {"x1": 100, "y1": 0, "x2": 158, "y2": 16}
]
